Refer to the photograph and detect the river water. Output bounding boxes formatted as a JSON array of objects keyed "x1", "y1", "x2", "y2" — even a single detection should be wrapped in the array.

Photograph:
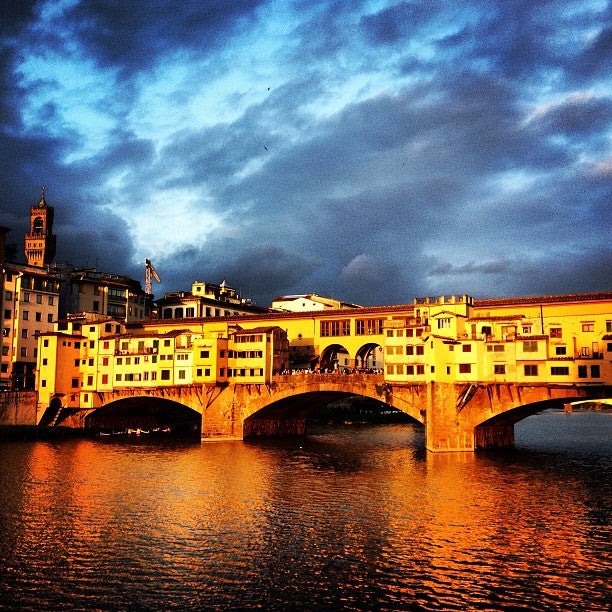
[{"x1": 0, "y1": 411, "x2": 610, "y2": 611}]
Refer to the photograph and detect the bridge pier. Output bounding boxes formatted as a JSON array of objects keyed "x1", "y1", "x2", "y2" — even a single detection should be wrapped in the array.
[
  {"x1": 474, "y1": 424, "x2": 514, "y2": 449},
  {"x1": 423, "y1": 382, "x2": 472, "y2": 452}
]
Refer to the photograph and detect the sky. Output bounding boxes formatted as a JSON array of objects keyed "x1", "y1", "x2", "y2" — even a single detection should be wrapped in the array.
[{"x1": 0, "y1": 0, "x2": 610, "y2": 307}]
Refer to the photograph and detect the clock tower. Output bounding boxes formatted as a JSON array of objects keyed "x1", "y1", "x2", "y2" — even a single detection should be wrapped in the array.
[{"x1": 25, "y1": 187, "x2": 56, "y2": 267}]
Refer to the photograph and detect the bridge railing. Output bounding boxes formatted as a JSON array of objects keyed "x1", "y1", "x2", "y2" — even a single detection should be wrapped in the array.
[{"x1": 274, "y1": 368, "x2": 384, "y2": 377}]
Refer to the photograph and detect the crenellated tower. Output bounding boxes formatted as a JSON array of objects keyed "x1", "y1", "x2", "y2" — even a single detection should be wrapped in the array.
[{"x1": 25, "y1": 187, "x2": 56, "y2": 267}]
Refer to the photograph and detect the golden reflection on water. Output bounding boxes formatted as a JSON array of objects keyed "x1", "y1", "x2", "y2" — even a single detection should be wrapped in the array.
[{"x1": 2, "y1": 417, "x2": 610, "y2": 610}]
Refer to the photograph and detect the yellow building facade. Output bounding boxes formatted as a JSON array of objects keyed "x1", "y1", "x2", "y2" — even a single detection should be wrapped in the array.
[{"x1": 36, "y1": 292, "x2": 612, "y2": 413}]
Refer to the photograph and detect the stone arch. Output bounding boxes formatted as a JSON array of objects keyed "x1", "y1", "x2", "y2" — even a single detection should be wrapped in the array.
[
  {"x1": 319, "y1": 343, "x2": 351, "y2": 372},
  {"x1": 356, "y1": 342, "x2": 384, "y2": 370},
  {"x1": 466, "y1": 388, "x2": 612, "y2": 449},
  {"x1": 243, "y1": 389, "x2": 421, "y2": 438},
  {"x1": 84, "y1": 395, "x2": 201, "y2": 433}
]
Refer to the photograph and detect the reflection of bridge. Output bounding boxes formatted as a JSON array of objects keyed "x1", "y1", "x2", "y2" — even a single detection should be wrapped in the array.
[{"x1": 67, "y1": 374, "x2": 610, "y2": 451}]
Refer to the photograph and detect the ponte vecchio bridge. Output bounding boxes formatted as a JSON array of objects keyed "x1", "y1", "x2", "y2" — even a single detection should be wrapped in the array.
[{"x1": 37, "y1": 292, "x2": 612, "y2": 452}]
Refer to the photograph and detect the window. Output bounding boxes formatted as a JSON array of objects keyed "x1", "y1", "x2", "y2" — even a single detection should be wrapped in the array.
[
  {"x1": 459, "y1": 363, "x2": 471, "y2": 374},
  {"x1": 23, "y1": 311, "x2": 29, "y2": 320},
  {"x1": 20, "y1": 348, "x2": 27, "y2": 357},
  {"x1": 555, "y1": 346, "x2": 567, "y2": 356},
  {"x1": 524, "y1": 364, "x2": 538, "y2": 376},
  {"x1": 36, "y1": 294, "x2": 42, "y2": 304},
  {"x1": 522, "y1": 325, "x2": 532, "y2": 334},
  {"x1": 178, "y1": 370, "x2": 186, "y2": 380},
  {"x1": 551, "y1": 366, "x2": 569, "y2": 376},
  {"x1": 164, "y1": 339, "x2": 171, "y2": 347},
  {"x1": 3, "y1": 309, "x2": 10, "y2": 319},
  {"x1": 23, "y1": 292, "x2": 30, "y2": 302},
  {"x1": 494, "y1": 364, "x2": 505, "y2": 374},
  {"x1": 406, "y1": 345, "x2": 414, "y2": 355},
  {"x1": 87, "y1": 375, "x2": 94, "y2": 386},
  {"x1": 606, "y1": 321, "x2": 612, "y2": 333},
  {"x1": 102, "y1": 374, "x2": 108, "y2": 384},
  {"x1": 487, "y1": 345, "x2": 505, "y2": 353},
  {"x1": 416, "y1": 365, "x2": 425, "y2": 375},
  {"x1": 406, "y1": 365, "x2": 414, "y2": 375},
  {"x1": 47, "y1": 314, "x2": 53, "y2": 323},
  {"x1": 550, "y1": 328, "x2": 562, "y2": 338},
  {"x1": 43, "y1": 339, "x2": 49, "y2": 347},
  {"x1": 35, "y1": 312, "x2": 41, "y2": 322},
  {"x1": 437, "y1": 318, "x2": 451, "y2": 329},
  {"x1": 321, "y1": 320, "x2": 350, "y2": 337},
  {"x1": 416, "y1": 345, "x2": 424, "y2": 356},
  {"x1": 21, "y1": 329, "x2": 28, "y2": 338},
  {"x1": 92, "y1": 301, "x2": 99, "y2": 312},
  {"x1": 356, "y1": 319, "x2": 383, "y2": 335},
  {"x1": 581, "y1": 322, "x2": 594, "y2": 332},
  {"x1": 48, "y1": 296, "x2": 54, "y2": 306},
  {"x1": 71, "y1": 378, "x2": 79, "y2": 388},
  {"x1": 590, "y1": 365, "x2": 600, "y2": 378},
  {"x1": 200, "y1": 350, "x2": 210, "y2": 359},
  {"x1": 523, "y1": 341, "x2": 538, "y2": 352},
  {"x1": 5, "y1": 291, "x2": 12, "y2": 300},
  {"x1": 462, "y1": 344, "x2": 471, "y2": 352},
  {"x1": 161, "y1": 369, "x2": 171, "y2": 380}
]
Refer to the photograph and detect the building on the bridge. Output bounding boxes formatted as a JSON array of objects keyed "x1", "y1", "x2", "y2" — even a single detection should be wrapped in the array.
[
  {"x1": 36, "y1": 313, "x2": 289, "y2": 415},
  {"x1": 382, "y1": 293, "x2": 611, "y2": 386},
  {"x1": 156, "y1": 280, "x2": 268, "y2": 320},
  {"x1": 0, "y1": 191, "x2": 62, "y2": 390},
  {"x1": 67, "y1": 268, "x2": 151, "y2": 322},
  {"x1": 35, "y1": 291, "x2": 612, "y2": 425},
  {"x1": 271, "y1": 293, "x2": 361, "y2": 312}
]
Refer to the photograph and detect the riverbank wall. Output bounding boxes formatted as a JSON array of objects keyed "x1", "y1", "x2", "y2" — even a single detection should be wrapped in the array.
[{"x1": 0, "y1": 391, "x2": 37, "y2": 426}]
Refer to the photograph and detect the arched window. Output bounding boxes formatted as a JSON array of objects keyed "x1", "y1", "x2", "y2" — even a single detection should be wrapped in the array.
[{"x1": 33, "y1": 217, "x2": 44, "y2": 234}]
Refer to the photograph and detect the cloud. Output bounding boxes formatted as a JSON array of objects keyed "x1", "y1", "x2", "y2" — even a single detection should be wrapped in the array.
[{"x1": 0, "y1": 0, "x2": 609, "y2": 308}]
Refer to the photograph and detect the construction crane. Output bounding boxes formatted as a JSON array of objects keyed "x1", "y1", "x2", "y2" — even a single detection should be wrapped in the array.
[{"x1": 144, "y1": 259, "x2": 161, "y2": 295}]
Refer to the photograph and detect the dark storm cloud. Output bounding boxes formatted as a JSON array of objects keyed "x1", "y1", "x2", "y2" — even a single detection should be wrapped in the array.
[
  {"x1": 0, "y1": 0, "x2": 608, "y2": 307},
  {"x1": 62, "y1": 0, "x2": 266, "y2": 72}
]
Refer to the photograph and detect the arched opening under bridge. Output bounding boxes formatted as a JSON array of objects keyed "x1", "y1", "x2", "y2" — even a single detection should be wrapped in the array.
[
  {"x1": 84, "y1": 396, "x2": 201, "y2": 435},
  {"x1": 473, "y1": 394, "x2": 612, "y2": 449},
  {"x1": 243, "y1": 391, "x2": 420, "y2": 439}
]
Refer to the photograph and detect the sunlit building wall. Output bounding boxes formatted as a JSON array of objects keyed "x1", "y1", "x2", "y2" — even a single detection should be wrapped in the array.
[{"x1": 36, "y1": 292, "x2": 611, "y2": 412}]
